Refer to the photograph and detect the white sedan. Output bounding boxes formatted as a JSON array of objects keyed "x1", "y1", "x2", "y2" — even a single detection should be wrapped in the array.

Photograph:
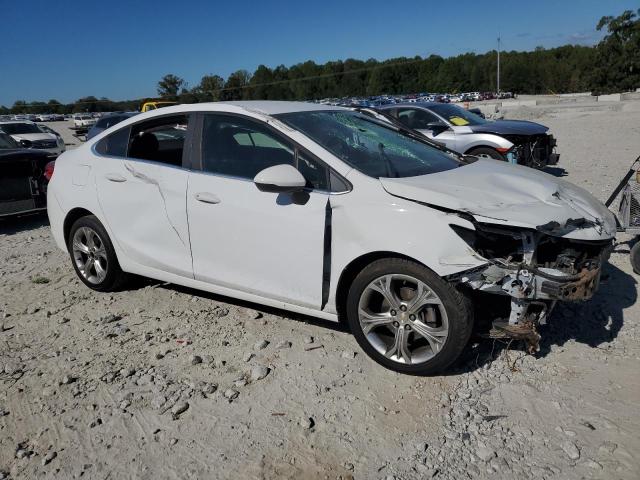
[{"x1": 47, "y1": 101, "x2": 616, "y2": 374}]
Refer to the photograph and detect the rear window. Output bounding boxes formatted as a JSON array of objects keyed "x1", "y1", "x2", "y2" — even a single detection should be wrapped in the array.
[
  {"x1": 94, "y1": 127, "x2": 131, "y2": 157},
  {"x1": 0, "y1": 123, "x2": 42, "y2": 134}
]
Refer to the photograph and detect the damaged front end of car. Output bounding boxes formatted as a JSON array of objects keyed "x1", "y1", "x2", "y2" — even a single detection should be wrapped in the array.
[
  {"x1": 448, "y1": 219, "x2": 613, "y2": 352},
  {"x1": 504, "y1": 133, "x2": 560, "y2": 169}
]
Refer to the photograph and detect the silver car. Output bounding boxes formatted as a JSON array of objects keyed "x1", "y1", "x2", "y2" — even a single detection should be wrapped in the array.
[{"x1": 379, "y1": 102, "x2": 559, "y2": 169}]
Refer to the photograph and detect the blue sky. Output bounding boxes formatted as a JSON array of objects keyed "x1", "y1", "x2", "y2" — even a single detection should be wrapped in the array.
[{"x1": 0, "y1": 0, "x2": 637, "y2": 106}]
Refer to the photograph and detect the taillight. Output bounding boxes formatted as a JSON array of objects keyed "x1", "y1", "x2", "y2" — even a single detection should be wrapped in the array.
[{"x1": 44, "y1": 161, "x2": 55, "y2": 181}]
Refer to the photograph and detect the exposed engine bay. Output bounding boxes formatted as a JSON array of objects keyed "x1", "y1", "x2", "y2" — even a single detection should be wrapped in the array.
[
  {"x1": 449, "y1": 220, "x2": 613, "y2": 352},
  {"x1": 504, "y1": 133, "x2": 560, "y2": 169}
]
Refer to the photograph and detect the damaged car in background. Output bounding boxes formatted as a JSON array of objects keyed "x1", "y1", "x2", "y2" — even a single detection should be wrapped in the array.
[
  {"x1": 0, "y1": 131, "x2": 55, "y2": 217},
  {"x1": 378, "y1": 102, "x2": 560, "y2": 169},
  {"x1": 47, "y1": 101, "x2": 614, "y2": 375}
]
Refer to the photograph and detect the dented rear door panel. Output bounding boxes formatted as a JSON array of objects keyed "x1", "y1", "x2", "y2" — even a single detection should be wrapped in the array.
[{"x1": 95, "y1": 158, "x2": 193, "y2": 278}]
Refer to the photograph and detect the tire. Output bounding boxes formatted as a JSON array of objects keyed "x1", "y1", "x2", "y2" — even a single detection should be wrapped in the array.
[
  {"x1": 346, "y1": 258, "x2": 473, "y2": 375},
  {"x1": 467, "y1": 147, "x2": 506, "y2": 161},
  {"x1": 630, "y1": 239, "x2": 640, "y2": 275},
  {"x1": 67, "y1": 215, "x2": 129, "y2": 292}
]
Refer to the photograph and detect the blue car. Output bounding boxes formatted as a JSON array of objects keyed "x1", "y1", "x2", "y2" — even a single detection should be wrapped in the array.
[{"x1": 86, "y1": 112, "x2": 137, "y2": 140}]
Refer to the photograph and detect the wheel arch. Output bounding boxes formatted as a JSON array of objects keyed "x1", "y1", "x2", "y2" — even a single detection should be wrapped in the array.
[
  {"x1": 335, "y1": 251, "x2": 426, "y2": 322},
  {"x1": 464, "y1": 144, "x2": 501, "y2": 155},
  {"x1": 63, "y1": 207, "x2": 95, "y2": 246}
]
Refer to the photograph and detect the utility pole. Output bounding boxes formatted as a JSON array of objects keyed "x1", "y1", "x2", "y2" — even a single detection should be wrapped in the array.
[{"x1": 497, "y1": 35, "x2": 501, "y2": 94}]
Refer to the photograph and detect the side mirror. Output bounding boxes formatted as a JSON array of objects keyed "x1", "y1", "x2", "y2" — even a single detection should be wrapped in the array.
[
  {"x1": 254, "y1": 164, "x2": 306, "y2": 193},
  {"x1": 19, "y1": 139, "x2": 32, "y2": 148},
  {"x1": 426, "y1": 122, "x2": 449, "y2": 135}
]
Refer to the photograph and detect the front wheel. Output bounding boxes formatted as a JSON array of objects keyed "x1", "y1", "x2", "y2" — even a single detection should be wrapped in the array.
[{"x1": 346, "y1": 258, "x2": 473, "y2": 375}]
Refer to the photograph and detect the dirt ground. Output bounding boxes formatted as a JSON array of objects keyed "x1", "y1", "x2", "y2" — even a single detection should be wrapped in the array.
[{"x1": 1, "y1": 101, "x2": 640, "y2": 480}]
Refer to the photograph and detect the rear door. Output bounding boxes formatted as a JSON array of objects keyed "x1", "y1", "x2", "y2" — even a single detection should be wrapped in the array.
[
  {"x1": 93, "y1": 114, "x2": 193, "y2": 278},
  {"x1": 186, "y1": 113, "x2": 333, "y2": 308}
]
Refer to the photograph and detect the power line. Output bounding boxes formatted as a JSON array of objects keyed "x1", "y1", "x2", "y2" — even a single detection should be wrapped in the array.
[{"x1": 4, "y1": 56, "x2": 430, "y2": 108}]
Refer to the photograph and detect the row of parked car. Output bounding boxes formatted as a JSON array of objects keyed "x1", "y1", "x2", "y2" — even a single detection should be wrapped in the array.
[{"x1": 319, "y1": 91, "x2": 515, "y2": 108}]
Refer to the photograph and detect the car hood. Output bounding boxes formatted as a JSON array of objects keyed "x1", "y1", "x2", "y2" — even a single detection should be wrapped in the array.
[
  {"x1": 380, "y1": 159, "x2": 616, "y2": 241},
  {"x1": 468, "y1": 119, "x2": 548, "y2": 136}
]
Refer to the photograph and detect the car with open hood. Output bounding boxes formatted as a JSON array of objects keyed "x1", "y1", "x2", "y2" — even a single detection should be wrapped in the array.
[
  {"x1": 379, "y1": 102, "x2": 559, "y2": 169},
  {"x1": 47, "y1": 101, "x2": 614, "y2": 374}
]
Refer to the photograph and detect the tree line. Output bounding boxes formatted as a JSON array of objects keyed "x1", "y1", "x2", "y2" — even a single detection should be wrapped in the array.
[{"x1": 2, "y1": 9, "x2": 637, "y2": 114}]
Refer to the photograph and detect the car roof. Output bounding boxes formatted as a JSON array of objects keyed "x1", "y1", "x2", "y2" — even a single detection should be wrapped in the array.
[
  {"x1": 213, "y1": 101, "x2": 347, "y2": 115},
  {"x1": 0, "y1": 120, "x2": 36, "y2": 124},
  {"x1": 85, "y1": 101, "x2": 350, "y2": 145},
  {"x1": 137, "y1": 101, "x2": 347, "y2": 118}
]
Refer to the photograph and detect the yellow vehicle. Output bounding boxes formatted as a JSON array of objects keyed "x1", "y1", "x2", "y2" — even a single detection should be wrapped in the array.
[{"x1": 140, "y1": 101, "x2": 178, "y2": 113}]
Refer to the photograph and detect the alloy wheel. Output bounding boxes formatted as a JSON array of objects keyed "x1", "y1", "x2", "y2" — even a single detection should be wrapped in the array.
[
  {"x1": 357, "y1": 274, "x2": 449, "y2": 364},
  {"x1": 72, "y1": 226, "x2": 108, "y2": 284}
]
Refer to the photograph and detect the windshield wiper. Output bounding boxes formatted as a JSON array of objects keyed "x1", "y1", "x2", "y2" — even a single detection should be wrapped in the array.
[{"x1": 378, "y1": 142, "x2": 397, "y2": 178}]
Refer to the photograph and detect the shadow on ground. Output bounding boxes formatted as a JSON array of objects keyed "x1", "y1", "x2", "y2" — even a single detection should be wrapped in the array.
[
  {"x1": 155, "y1": 282, "x2": 349, "y2": 334},
  {"x1": 0, "y1": 212, "x2": 49, "y2": 235},
  {"x1": 454, "y1": 261, "x2": 636, "y2": 374}
]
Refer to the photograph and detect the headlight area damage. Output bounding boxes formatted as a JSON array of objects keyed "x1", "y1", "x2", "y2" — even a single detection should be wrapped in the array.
[{"x1": 447, "y1": 219, "x2": 613, "y2": 353}]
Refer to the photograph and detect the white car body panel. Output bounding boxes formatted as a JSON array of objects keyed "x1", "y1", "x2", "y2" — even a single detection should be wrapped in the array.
[
  {"x1": 47, "y1": 101, "x2": 615, "y2": 326},
  {"x1": 416, "y1": 126, "x2": 513, "y2": 153},
  {"x1": 380, "y1": 159, "x2": 616, "y2": 241},
  {"x1": 95, "y1": 156, "x2": 192, "y2": 278},
  {"x1": 187, "y1": 171, "x2": 327, "y2": 308}
]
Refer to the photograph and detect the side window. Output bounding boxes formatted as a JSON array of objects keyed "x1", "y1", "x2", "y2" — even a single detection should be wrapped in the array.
[
  {"x1": 396, "y1": 108, "x2": 441, "y2": 129},
  {"x1": 127, "y1": 115, "x2": 189, "y2": 167},
  {"x1": 202, "y1": 114, "x2": 295, "y2": 180},
  {"x1": 297, "y1": 151, "x2": 329, "y2": 190},
  {"x1": 201, "y1": 114, "x2": 344, "y2": 192},
  {"x1": 95, "y1": 126, "x2": 131, "y2": 157}
]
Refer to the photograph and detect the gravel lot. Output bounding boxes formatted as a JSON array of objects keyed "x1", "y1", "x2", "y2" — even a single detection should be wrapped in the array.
[{"x1": 1, "y1": 101, "x2": 640, "y2": 480}]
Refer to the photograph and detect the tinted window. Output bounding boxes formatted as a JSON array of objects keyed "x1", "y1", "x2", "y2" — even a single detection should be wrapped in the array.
[
  {"x1": 202, "y1": 114, "x2": 295, "y2": 180},
  {"x1": 0, "y1": 132, "x2": 19, "y2": 149},
  {"x1": 298, "y1": 151, "x2": 329, "y2": 190},
  {"x1": 201, "y1": 114, "x2": 335, "y2": 190},
  {"x1": 396, "y1": 108, "x2": 441, "y2": 129},
  {"x1": 95, "y1": 127, "x2": 130, "y2": 157},
  {"x1": 0, "y1": 123, "x2": 41, "y2": 134},
  {"x1": 127, "y1": 115, "x2": 188, "y2": 166},
  {"x1": 278, "y1": 111, "x2": 460, "y2": 179}
]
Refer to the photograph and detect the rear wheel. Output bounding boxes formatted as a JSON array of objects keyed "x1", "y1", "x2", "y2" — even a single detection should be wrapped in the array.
[
  {"x1": 467, "y1": 147, "x2": 506, "y2": 161},
  {"x1": 346, "y1": 258, "x2": 473, "y2": 375},
  {"x1": 68, "y1": 215, "x2": 128, "y2": 291}
]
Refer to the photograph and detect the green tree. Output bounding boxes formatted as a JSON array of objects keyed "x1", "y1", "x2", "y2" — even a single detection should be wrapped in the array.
[
  {"x1": 157, "y1": 74, "x2": 185, "y2": 98},
  {"x1": 591, "y1": 9, "x2": 640, "y2": 93},
  {"x1": 222, "y1": 70, "x2": 251, "y2": 100},
  {"x1": 196, "y1": 74, "x2": 225, "y2": 101}
]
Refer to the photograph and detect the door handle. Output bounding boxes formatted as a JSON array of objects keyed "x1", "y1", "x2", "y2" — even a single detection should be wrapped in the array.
[
  {"x1": 105, "y1": 173, "x2": 126, "y2": 183},
  {"x1": 194, "y1": 192, "x2": 221, "y2": 204}
]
